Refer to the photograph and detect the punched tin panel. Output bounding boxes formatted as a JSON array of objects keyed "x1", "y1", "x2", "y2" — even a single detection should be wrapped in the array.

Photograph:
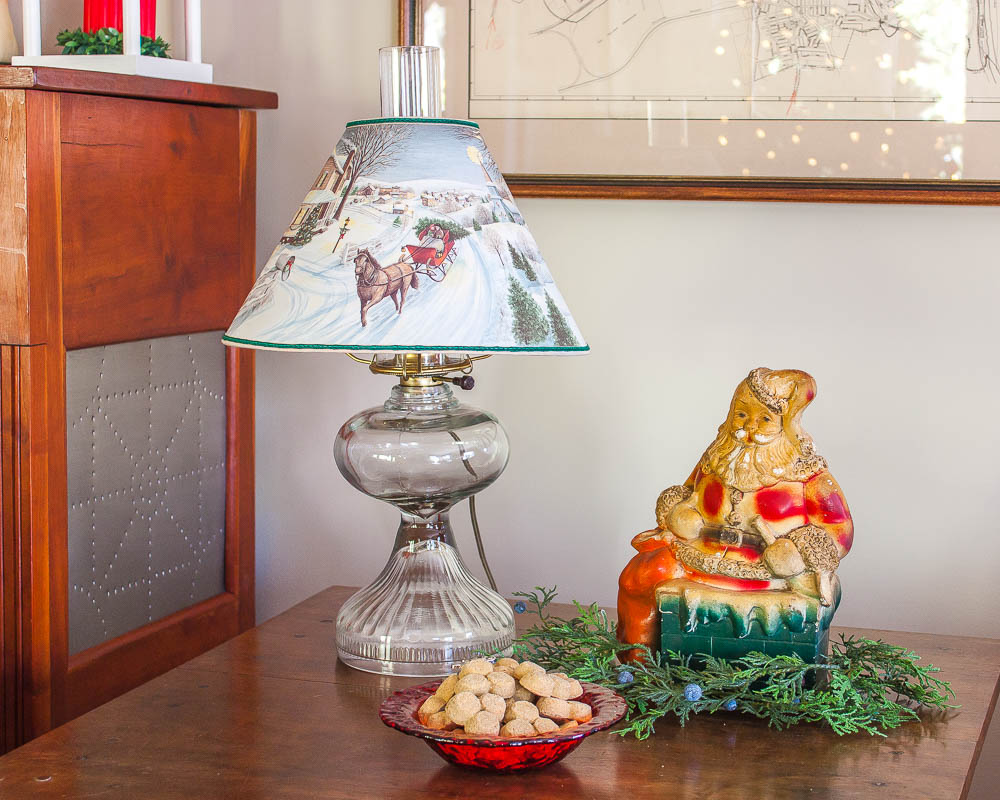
[{"x1": 66, "y1": 332, "x2": 227, "y2": 655}]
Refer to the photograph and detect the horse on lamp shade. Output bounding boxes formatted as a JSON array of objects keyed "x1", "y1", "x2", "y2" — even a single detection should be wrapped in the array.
[{"x1": 353, "y1": 248, "x2": 419, "y2": 327}]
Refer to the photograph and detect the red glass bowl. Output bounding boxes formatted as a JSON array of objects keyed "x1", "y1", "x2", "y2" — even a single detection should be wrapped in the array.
[{"x1": 379, "y1": 680, "x2": 627, "y2": 771}]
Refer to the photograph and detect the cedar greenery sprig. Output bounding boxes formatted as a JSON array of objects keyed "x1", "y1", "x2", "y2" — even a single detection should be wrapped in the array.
[
  {"x1": 509, "y1": 587, "x2": 955, "y2": 739},
  {"x1": 56, "y1": 27, "x2": 172, "y2": 59}
]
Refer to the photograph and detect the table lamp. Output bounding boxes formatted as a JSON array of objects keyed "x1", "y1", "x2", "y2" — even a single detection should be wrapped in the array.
[{"x1": 223, "y1": 46, "x2": 587, "y2": 676}]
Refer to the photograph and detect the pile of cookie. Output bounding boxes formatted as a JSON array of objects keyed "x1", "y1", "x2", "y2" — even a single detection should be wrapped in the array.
[{"x1": 417, "y1": 658, "x2": 593, "y2": 738}]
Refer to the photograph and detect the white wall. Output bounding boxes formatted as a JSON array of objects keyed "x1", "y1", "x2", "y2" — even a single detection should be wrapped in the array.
[{"x1": 190, "y1": 1, "x2": 1000, "y2": 639}]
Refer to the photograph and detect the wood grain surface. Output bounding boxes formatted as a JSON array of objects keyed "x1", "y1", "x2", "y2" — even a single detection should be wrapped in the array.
[
  {"x1": 0, "y1": 585, "x2": 996, "y2": 799},
  {"x1": 59, "y1": 93, "x2": 246, "y2": 349},
  {"x1": 0, "y1": 90, "x2": 28, "y2": 344},
  {"x1": 0, "y1": 66, "x2": 277, "y2": 110},
  {"x1": 0, "y1": 347, "x2": 20, "y2": 753}
]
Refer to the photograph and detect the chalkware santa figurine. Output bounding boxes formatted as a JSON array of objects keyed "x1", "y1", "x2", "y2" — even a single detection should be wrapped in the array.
[{"x1": 618, "y1": 368, "x2": 853, "y2": 664}]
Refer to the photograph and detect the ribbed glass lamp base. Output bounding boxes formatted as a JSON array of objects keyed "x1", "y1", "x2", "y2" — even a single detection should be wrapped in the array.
[
  {"x1": 333, "y1": 379, "x2": 514, "y2": 676},
  {"x1": 336, "y1": 536, "x2": 514, "y2": 676}
]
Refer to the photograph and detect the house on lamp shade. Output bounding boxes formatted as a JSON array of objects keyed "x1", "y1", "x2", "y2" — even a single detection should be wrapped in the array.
[
  {"x1": 280, "y1": 150, "x2": 356, "y2": 243},
  {"x1": 355, "y1": 185, "x2": 377, "y2": 202}
]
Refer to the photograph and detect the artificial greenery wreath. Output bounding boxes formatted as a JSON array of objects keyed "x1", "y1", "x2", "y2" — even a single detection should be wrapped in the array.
[
  {"x1": 509, "y1": 587, "x2": 955, "y2": 739},
  {"x1": 56, "y1": 27, "x2": 171, "y2": 58}
]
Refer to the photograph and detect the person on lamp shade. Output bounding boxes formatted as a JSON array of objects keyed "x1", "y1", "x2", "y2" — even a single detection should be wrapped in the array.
[{"x1": 417, "y1": 222, "x2": 448, "y2": 258}]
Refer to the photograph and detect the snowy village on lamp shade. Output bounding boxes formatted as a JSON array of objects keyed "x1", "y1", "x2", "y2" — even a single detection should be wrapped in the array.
[{"x1": 223, "y1": 118, "x2": 587, "y2": 354}]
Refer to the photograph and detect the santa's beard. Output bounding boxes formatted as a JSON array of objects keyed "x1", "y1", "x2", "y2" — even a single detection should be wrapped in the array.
[{"x1": 704, "y1": 427, "x2": 800, "y2": 491}]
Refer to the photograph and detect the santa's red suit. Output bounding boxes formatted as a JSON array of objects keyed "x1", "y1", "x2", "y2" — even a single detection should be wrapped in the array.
[{"x1": 617, "y1": 462, "x2": 853, "y2": 650}]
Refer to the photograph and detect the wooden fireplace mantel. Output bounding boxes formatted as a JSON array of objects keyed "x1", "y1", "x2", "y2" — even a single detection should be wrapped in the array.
[{"x1": 0, "y1": 66, "x2": 277, "y2": 754}]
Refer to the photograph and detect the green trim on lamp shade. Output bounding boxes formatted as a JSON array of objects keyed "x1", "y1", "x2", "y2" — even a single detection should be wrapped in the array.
[
  {"x1": 345, "y1": 117, "x2": 479, "y2": 129},
  {"x1": 221, "y1": 335, "x2": 589, "y2": 354}
]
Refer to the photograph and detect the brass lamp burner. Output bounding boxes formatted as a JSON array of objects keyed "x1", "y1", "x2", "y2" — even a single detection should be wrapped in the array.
[{"x1": 346, "y1": 352, "x2": 489, "y2": 388}]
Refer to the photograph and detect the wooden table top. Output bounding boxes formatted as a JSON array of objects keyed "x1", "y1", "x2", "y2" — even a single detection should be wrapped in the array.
[{"x1": 0, "y1": 585, "x2": 997, "y2": 799}]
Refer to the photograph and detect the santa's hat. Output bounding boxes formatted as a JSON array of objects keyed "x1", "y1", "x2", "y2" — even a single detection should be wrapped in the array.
[{"x1": 745, "y1": 367, "x2": 817, "y2": 431}]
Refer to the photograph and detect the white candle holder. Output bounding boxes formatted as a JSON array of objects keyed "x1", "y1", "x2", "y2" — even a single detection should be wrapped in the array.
[{"x1": 13, "y1": 0, "x2": 212, "y2": 83}]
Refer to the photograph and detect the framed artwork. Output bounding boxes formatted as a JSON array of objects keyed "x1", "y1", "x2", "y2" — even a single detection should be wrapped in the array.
[{"x1": 399, "y1": 1, "x2": 1000, "y2": 203}]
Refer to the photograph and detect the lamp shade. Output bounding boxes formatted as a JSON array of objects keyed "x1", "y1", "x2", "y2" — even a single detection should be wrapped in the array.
[{"x1": 223, "y1": 118, "x2": 587, "y2": 354}]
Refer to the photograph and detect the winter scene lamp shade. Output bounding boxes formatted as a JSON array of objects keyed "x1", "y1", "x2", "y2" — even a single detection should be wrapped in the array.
[{"x1": 222, "y1": 118, "x2": 587, "y2": 354}]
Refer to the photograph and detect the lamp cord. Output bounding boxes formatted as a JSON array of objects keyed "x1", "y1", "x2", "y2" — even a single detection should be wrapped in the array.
[
  {"x1": 469, "y1": 496, "x2": 499, "y2": 592},
  {"x1": 445, "y1": 428, "x2": 499, "y2": 593}
]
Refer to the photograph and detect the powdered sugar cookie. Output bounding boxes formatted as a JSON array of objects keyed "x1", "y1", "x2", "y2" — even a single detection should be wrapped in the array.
[
  {"x1": 424, "y1": 711, "x2": 454, "y2": 730},
  {"x1": 549, "y1": 675, "x2": 577, "y2": 700},
  {"x1": 464, "y1": 710, "x2": 501, "y2": 736},
  {"x1": 480, "y1": 692, "x2": 506, "y2": 717},
  {"x1": 512, "y1": 684, "x2": 535, "y2": 702},
  {"x1": 513, "y1": 661, "x2": 545, "y2": 679},
  {"x1": 536, "y1": 696, "x2": 572, "y2": 721},
  {"x1": 454, "y1": 673, "x2": 491, "y2": 696},
  {"x1": 486, "y1": 671, "x2": 515, "y2": 699},
  {"x1": 445, "y1": 691, "x2": 481, "y2": 725},
  {"x1": 533, "y1": 717, "x2": 559, "y2": 734},
  {"x1": 503, "y1": 699, "x2": 539, "y2": 723},
  {"x1": 519, "y1": 671, "x2": 555, "y2": 698},
  {"x1": 434, "y1": 673, "x2": 459, "y2": 702},
  {"x1": 500, "y1": 719, "x2": 536, "y2": 738},
  {"x1": 458, "y1": 658, "x2": 494, "y2": 678},
  {"x1": 567, "y1": 700, "x2": 593, "y2": 723},
  {"x1": 418, "y1": 695, "x2": 445, "y2": 724}
]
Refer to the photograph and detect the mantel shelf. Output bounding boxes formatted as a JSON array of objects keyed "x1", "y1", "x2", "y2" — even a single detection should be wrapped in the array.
[{"x1": 0, "y1": 65, "x2": 277, "y2": 109}]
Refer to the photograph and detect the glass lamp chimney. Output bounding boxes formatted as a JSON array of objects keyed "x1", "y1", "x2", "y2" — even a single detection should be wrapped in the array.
[{"x1": 379, "y1": 45, "x2": 442, "y2": 119}]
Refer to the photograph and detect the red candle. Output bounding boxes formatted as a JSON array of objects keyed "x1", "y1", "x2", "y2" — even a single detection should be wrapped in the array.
[{"x1": 84, "y1": 1, "x2": 156, "y2": 39}]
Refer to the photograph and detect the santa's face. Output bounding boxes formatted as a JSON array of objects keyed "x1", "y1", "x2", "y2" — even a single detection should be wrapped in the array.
[
  {"x1": 728, "y1": 387, "x2": 783, "y2": 446},
  {"x1": 705, "y1": 385, "x2": 797, "y2": 491}
]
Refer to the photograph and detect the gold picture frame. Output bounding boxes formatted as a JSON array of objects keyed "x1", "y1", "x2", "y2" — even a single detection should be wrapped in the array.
[{"x1": 399, "y1": 0, "x2": 1000, "y2": 204}]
